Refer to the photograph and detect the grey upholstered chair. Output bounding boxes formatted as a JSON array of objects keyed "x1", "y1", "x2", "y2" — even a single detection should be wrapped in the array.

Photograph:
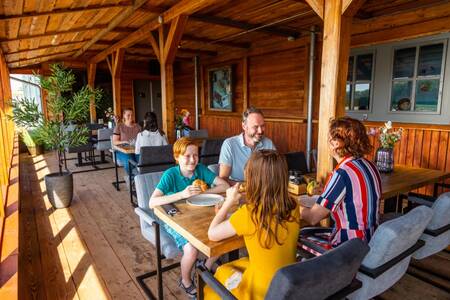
[
  {"x1": 265, "y1": 238, "x2": 370, "y2": 300},
  {"x1": 134, "y1": 172, "x2": 181, "y2": 298},
  {"x1": 128, "y1": 145, "x2": 175, "y2": 206},
  {"x1": 94, "y1": 128, "x2": 113, "y2": 151},
  {"x1": 200, "y1": 138, "x2": 224, "y2": 165},
  {"x1": 186, "y1": 129, "x2": 208, "y2": 139},
  {"x1": 348, "y1": 205, "x2": 433, "y2": 300},
  {"x1": 412, "y1": 192, "x2": 450, "y2": 260}
]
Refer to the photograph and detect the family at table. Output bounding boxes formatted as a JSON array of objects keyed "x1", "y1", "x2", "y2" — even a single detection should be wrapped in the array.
[{"x1": 113, "y1": 105, "x2": 381, "y2": 299}]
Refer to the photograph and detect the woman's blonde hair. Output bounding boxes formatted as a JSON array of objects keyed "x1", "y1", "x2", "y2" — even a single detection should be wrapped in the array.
[
  {"x1": 245, "y1": 150, "x2": 298, "y2": 249},
  {"x1": 173, "y1": 137, "x2": 197, "y2": 162}
]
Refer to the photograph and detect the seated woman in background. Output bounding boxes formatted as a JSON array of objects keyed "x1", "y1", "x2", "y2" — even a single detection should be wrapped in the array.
[
  {"x1": 301, "y1": 117, "x2": 381, "y2": 251},
  {"x1": 206, "y1": 150, "x2": 300, "y2": 300},
  {"x1": 134, "y1": 111, "x2": 168, "y2": 160},
  {"x1": 112, "y1": 108, "x2": 141, "y2": 174},
  {"x1": 149, "y1": 137, "x2": 229, "y2": 298}
]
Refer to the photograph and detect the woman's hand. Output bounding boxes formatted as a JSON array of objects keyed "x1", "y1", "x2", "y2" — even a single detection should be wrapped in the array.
[
  {"x1": 224, "y1": 183, "x2": 241, "y2": 208},
  {"x1": 180, "y1": 185, "x2": 201, "y2": 199}
]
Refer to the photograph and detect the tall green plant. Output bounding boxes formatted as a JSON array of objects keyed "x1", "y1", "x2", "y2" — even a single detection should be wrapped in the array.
[{"x1": 11, "y1": 64, "x2": 102, "y2": 175}]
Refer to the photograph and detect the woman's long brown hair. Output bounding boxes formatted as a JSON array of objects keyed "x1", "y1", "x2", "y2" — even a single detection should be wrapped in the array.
[{"x1": 245, "y1": 150, "x2": 298, "y2": 249}]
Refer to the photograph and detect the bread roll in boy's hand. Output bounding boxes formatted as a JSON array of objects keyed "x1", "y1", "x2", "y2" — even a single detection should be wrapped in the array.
[{"x1": 192, "y1": 179, "x2": 208, "y2": 192}]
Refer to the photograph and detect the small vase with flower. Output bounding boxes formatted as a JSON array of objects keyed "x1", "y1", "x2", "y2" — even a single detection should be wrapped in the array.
[{"x1": 373, "y1": 121, "x2": 403, "y2": 173}]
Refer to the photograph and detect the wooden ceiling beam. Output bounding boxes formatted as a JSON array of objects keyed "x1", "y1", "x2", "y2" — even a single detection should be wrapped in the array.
[
  {"x1": 0, "y1": 25, "x2": 107, "y2": 43},
  {"x1": 303, "y1": 0, "x2": 324, "y2": 19},
  {"x1": 73, "y1": 0, "x2": 149, "y2": 58},
  {"x1": 177, "y1": 48, "x2": 217, "y2": 56},
  {"x1": 0, "y1": 2, "x2": 132, "y2": 22},
  {"x1": 190, "y1": 14, "x2": 299, "y2": 38},
  {"x1": 5, "y1": 41, "x2": 86, "y2": 56},
  {"x1": 7, "y1": 50, "x2": 76, "y2": 65},
  {"x1": 163, "y1": 15, "x2": 189, "y2": 64},
  {"x1": 147, "y1": 32, "x2": 160, "y2": 61},
  {"x1": 89, "y1": 0, "x2": 221, "y2": 64},
  {"x1": 342, "y1": 0, "x2": 366, "y2": 17},
  {"x1": 182, "y1": 34, "x2": 250, "y2": 49}
]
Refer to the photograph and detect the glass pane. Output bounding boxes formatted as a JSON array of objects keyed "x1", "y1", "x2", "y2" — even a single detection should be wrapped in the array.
[
  {"x1": 417, "y1": 44, "x2": 444, "y2": 76},
  {"x1": 345, "y1": 83, "x2": 352, "y2": 110},
  {"x1": 393, "y1": 47, "x2": 416, "y2": 79},
  {"x1": 356, "y1": 54, "x2": 373, "y2": 81},
  {"x1": 391, "y1": 81, "x2": 412, "y2": 111},
  {"x1": 347, "y1": 56, "x2": 354, "y2": 81},
  {"x1": 415, "y1": 79, "x2": 440, "y2": 112},
  {"x1": 353, "y1": 83, "x2": 370, "y2": 111}
]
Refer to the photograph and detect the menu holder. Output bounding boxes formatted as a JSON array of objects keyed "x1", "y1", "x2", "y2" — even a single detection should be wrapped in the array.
[
  {"x1": 162, "y1": 203, "x2": 178, "y2": 216},
  {"x1": 288, "y1": 182, "x2": 307, "y2": 195}
]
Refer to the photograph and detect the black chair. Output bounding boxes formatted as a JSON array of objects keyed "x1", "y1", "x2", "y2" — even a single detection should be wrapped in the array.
[
  {"x1": 265, "y1": 238, "x2": 369, "y2": 300},
  {"x1": 128, "y1": 145, "x2": 175, "y2": 206},
  {"x1": 200, "y1": 138, "x2": 224, "y2": 165},
  {"x1": 284, "y1": 151, "x2": 308, "y2": 174}
]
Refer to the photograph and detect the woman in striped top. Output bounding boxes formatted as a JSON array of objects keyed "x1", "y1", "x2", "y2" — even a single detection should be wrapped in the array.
[{"x1": 301, "y1": 117, "x2": 382, "y2": 247}]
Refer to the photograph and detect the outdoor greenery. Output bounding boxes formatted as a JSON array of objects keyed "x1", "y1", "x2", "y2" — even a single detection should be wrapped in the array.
[{"x1": 11, "y1": 64, "x2": 102, "y2": 174}]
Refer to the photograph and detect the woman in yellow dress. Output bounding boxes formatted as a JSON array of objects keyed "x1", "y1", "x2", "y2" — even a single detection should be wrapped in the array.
[{"x1": 206, "y1": 150, "x2": 300, "y2": 299}]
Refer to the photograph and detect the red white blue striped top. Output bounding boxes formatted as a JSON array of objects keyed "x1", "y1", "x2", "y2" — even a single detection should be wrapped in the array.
[{"x1": 316, "y1": 156, "x2": 382, "y2": 246}]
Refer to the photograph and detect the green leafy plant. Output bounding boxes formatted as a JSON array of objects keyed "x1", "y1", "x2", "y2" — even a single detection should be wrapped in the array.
[{"x1": 11, "y1": 64, "x2": 102, "y2": 175}]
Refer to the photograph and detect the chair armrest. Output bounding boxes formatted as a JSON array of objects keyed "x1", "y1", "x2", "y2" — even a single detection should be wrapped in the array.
[
  {"x1": 359, "y1": 239, "x2": 425, "y2": 278},
  {"x1": 196, "y1": 264, "x2": 237, "y2": 300},
  {"x1": 134, "y1": 207, "x2": 157, "y2": 226},
  {"x1": 298, "y1": 237, "x2": 327, "y2": 255},
  {"x1": 326, "y1": 278, "x2": 362, "y2": 300},
  {"x1": 424, "y1": 223, "x2": 450, "y2": 237},
  {"x1": 300, "y1": 227, "x2": 333, "y2": 236}
]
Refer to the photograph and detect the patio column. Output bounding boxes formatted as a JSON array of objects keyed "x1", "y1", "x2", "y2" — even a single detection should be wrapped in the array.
[
  {"x1": 315, "y1": 0, "x2": 365, "y2": 182},
  {"x1": 151, "y1": 15, "x2": 188, "y2": 142},
  {"x1": 87, "y1": 63, "x2": 97, "y2": 122},
  {"x1": 107, "y1": 49, "x2": 124, "y2": 117}
]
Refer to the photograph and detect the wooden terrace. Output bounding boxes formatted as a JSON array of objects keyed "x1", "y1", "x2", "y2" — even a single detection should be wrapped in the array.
[{"x1": 0, "y1": 0, "x2": 450, "y2": 299}]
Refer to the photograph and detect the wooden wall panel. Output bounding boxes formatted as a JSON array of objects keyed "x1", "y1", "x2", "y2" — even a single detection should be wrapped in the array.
[
  {"x1": 248, "y1": 47, "x2": 307, "y2": 118},
  {"x1": 365, "y1": 122, "x2": 450, "y2": 196},
  {"x1": 119, "y1": 61, "x2": 160, "y2": 119},
  {"x1": 174, "y1": 61, "x2": 196, "y2": 125}
]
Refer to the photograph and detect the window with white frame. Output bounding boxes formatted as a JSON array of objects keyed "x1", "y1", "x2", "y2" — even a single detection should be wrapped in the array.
[
  {"x1": 345, "y1": 53, "x2": 374, "y2": 111},
  {"x1": 390, "y1": 42, "x2": 446, "y2": 113}
]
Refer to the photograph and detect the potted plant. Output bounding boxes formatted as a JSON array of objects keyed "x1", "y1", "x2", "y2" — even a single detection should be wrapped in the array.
[{"x1": 11, "y1": 64, "x2": 102, "y2": 208}]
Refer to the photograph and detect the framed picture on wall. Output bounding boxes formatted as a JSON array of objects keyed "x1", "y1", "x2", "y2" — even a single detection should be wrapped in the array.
[{"x1": 208, "y1": 66, "x2": 233, "y2": 112}]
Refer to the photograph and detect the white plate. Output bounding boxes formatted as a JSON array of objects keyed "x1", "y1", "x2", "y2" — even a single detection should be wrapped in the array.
[
  {"x1": 298, "y1": 195, "x2": 319, "y2": 208},
  {"x1": 186, "y1": 194, "x2": 224, "y2": 207}
]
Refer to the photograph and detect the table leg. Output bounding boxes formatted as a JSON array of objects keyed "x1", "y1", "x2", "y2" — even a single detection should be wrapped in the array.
[
  {"x1": 77, "y1": 152, "x2": 83, "y2": 166},
  {"x1": 197, "y1": 269, "x2": 205, "y2": 300},
  {"x1": 114, "y1": 150, "x2": 120, "y2": 191}
]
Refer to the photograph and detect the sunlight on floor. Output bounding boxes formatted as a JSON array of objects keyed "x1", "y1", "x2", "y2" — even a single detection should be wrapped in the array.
[{"x1": 31, "y1": 153, "x2": 110, "y2": 300}]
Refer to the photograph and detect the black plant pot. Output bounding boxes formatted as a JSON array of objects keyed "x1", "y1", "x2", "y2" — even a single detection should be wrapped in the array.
[{"x1": 44, "y1": 171, "x2": 73, "y2": 208}]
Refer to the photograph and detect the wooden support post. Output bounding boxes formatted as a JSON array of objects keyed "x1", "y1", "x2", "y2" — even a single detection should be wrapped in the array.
[
  {"x1": 108, "y1": 49, "x2": 124, "y2": 117},
  {"x1": 316, "y1": 0, "x2": 353, "y2": 183},
  {"x1": 157, "y1": 15, "x2": 188, "y2": 143},
  {"x1": 87, "y1": 63, "x2": 97, "y2": 123}
]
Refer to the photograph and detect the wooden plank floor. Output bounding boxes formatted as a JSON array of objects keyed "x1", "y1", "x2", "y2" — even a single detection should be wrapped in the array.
[{"x1": 18, "y1": 152, "x2": 450, "y2": 300}]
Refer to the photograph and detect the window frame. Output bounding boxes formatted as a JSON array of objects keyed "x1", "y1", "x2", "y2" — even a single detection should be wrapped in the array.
[
  {"x1": 388, "y1": 40, "x2": 447, "y2": 115},
  {"x1": 345, "y1": 51, "x2": 376, "y2": 112}
]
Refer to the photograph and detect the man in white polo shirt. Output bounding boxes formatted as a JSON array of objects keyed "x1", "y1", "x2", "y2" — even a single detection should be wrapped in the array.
[{"x1": 219, "y1": 107, "x2": 276, "y2": 184}]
